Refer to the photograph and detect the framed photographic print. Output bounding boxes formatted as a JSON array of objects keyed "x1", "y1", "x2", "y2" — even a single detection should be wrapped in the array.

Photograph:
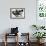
[
  {"x1": 10, "y1": 8, "x2": 25, "y2": 19},
  {"x1": 36, "y1": 0, "x2": 46, "y2": 26},
  {"x1": 37, "y1": 0, "x2": 46, "y2": 19}
]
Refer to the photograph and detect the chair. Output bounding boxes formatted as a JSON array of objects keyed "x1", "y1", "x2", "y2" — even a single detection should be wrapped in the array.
[
  {"x1": 4, "y1": 33, "x2": 18, "y2": 46},
  {"x1": 4, "y1": 27, "x2": 19, "y2": 46},
  {"x1": 18, "y1": 33, "x2": 30, "y2": 46}
]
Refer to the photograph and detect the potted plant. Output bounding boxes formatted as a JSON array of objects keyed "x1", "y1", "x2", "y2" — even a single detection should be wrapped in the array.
[{"x1": 33, "y1": 32, "x2": 46, "y2": 43}]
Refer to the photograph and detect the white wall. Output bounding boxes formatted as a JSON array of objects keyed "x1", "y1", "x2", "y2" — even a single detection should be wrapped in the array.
[{"x1": 0, "y1": 0, "x2": 37, "y2": 42}]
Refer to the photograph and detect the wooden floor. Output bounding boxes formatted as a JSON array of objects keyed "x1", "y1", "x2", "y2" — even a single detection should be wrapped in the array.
[{"x1": 0, "y1": 42, "x2": 46, "y2": 46}]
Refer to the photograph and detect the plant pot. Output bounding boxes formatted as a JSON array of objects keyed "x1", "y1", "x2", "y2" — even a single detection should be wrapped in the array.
[
  {"x1": 37, "y1": 39, "x2": 45, "y2": 44},
  {"x1": 37, "y1": 39, "x2": 40, "y2": 43},
  {"x1": 40, "y1": 38, "x2": 45, "y2": 43}
]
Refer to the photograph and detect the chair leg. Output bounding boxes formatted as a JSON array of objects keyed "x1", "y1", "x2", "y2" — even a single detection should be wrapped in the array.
[
  {"x1": 4, "y1": 33, "x2": 7, "y2": 46},
  {"x1": 4, "y1": 41, "x2": 7, "y2": 46}
]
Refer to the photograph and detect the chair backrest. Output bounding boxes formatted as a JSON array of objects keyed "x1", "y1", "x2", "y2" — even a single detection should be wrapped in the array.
[{"x1": 18, "y1": 33, "x2": 29, "y2": 42}]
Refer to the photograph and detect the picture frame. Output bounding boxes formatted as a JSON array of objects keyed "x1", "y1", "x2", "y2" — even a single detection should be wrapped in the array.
[
  {"x1": 37, "y1": 0, "x2": 46, "y2": 19},
  {"x1": 10, "y1": 8, "x2": 25, "y2": 19},
  {"x1": 36, "y1": 0, "x2": 46, "y2": 26}
]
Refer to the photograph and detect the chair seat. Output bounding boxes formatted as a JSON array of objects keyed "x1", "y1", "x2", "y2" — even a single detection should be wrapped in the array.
[{"x1": 6, "y1": 33, "x2": 17, "y2": 36}]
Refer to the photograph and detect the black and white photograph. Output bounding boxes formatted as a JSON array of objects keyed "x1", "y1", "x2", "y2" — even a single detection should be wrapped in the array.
[{"x1": 10, "y1": 8, "x2": 25, "y2": 19}]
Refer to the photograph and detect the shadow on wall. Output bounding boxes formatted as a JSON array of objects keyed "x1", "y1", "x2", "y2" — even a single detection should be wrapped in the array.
[
  {"x1": 2, "y1": 28, "x2": 11, "y2": 34},
  {"x1": 0, "y1": 28, "x2": 11, "y2": 42}
]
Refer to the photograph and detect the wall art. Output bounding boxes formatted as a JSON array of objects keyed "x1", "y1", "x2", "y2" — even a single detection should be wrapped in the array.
[
  {"x1": 10, "y1": 8, "x2": 25, "y2": 19},
  {"x1": 36, "y1": 0, "x2": 46, "y2": 27},
  {"x1": 37, "y1": 0, "x2": 46, "y2": 19}
]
